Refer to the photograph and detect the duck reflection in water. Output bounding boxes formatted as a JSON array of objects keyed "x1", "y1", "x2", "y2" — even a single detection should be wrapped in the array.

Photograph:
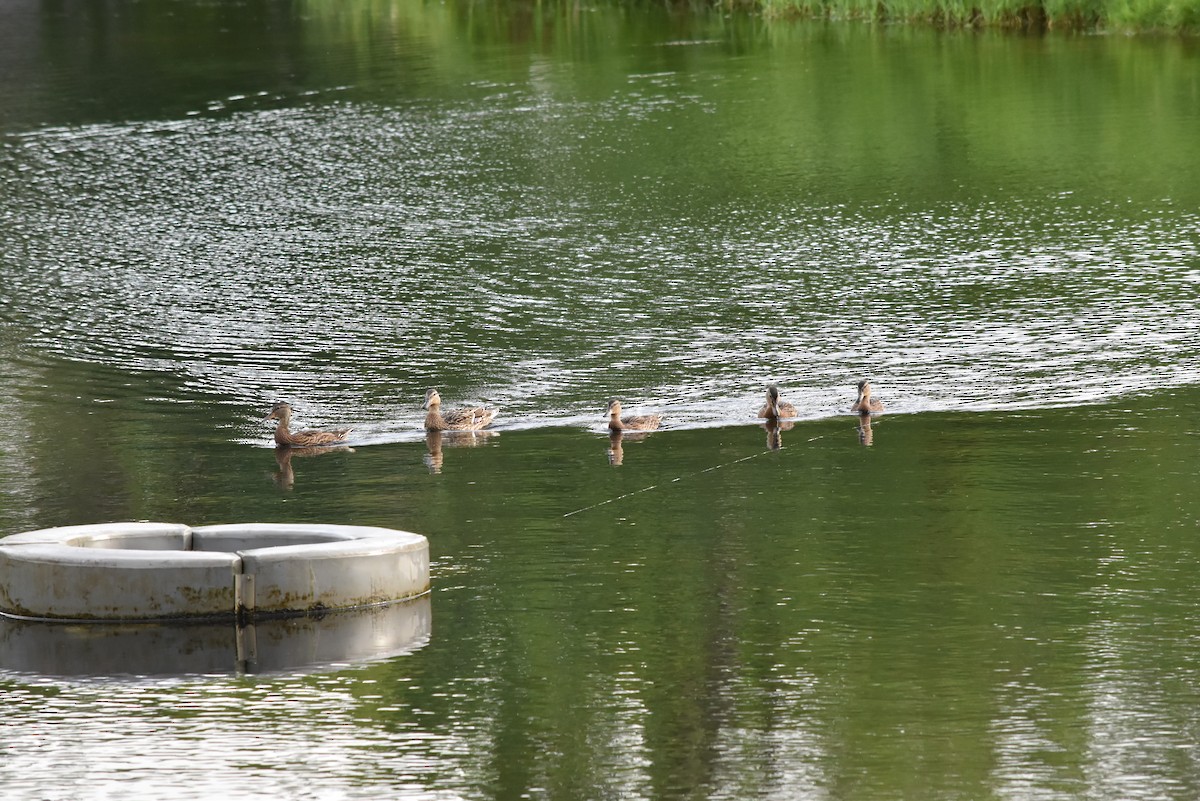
[
  {"x1": 606, "y1": 430, "x2": 655, "y2": 466},
  {"x1": 273, "y1": 444, "x2": 354, "y2": 490},
  {"x1": 424, "y1": 429, "x2": 497, "y2": 474},
  {"x1": 857, "y1": 413, "x2": 874, "y2": 446},
  {"x1": 762, "y1": 419, "x2": 786, "y2": 451}
]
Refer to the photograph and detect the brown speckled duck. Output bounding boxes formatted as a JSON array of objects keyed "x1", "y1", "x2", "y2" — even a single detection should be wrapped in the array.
[
  {"x1": 607, "y1": 399, "x2": 661, "y2": 432},
  {"x1": 423, "y1": 388, "x2": 497, "y2": 431},
  {"x1": 851, "y1": 380, "x2": 884, "y2": 414},
  {"x1": 757, "y1": 385, "x2": 797, "y2": 421},
  {"x1": 264, "y1": 402, "x2": 352, "y2": 447}
]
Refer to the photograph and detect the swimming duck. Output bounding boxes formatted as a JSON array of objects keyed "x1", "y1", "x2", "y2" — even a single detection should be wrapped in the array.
[
  {"x1": 607, "y1": 399, "x2": 661, "y2": 432},
  {"x1": 264, "y1": 402, "x2": 352, "y2": 447},
  {"x1": 851, "y1": 380, "x2": 884, "y2": 414},
  {"x1": 423, "y1": 388, "x2": 497, "y2": 431},
  {"x1": 757, "y1": 385, "x2": 797, "y2": 420}
]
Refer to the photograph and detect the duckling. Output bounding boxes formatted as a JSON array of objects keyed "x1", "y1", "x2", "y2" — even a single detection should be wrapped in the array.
[
  {"x1": 423, "y1": 388, "x2": 497, "y2": 431},
  {"x1": 607, "y1": 399, "x2": 661, "y2": 432},
  {"x1": 851, "y1": 380, "x2": 884, "y2": 414},
  {"x1": 757, "y1": 385, "x2": 797, "y2": 421},
  {"x1": 264, "y1": 402, "x2": 352, "y2": 447}
]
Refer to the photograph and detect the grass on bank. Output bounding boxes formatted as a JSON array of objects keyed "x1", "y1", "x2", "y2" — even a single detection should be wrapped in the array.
[{"x1": 757, "y1": 0, "x2": 1199, "y2": 33}]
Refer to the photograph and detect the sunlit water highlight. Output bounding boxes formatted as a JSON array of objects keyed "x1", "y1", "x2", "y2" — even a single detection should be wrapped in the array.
[
  {"x1": 2, "y1": 3, "x2": 1200, "y2": 800},
  {"x1": 2, "y1": 69, "x2": 1198, "y2": 439}
]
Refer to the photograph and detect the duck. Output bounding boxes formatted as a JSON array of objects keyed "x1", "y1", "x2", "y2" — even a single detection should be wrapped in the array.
[
  {"x1": 607, "y1": 399, "x2": 661, "y2": 432},
  {"x1": 264, "y1": 402, "x2": 352, "y2": 447},
  {"x1": 757, "y1": 385, "x2": 797, "y2": 421},
  {"x1": 851, "y1": 380, "x2": 884, "y2": 414},
  {"x1": 423, "y1": 388, "x2": 497, "y2": 431}
]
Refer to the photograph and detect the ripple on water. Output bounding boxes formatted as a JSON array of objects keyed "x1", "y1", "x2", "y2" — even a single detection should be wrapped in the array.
[
  {"x1": 0, "y1": 675, "x2": 468, "y2": 801},
  {"x1": 1, "y1": 100, "x2": 1198, "y2": 434}
]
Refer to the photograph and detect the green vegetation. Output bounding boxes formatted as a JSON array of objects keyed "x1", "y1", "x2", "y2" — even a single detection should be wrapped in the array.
[{"x1": 755, "y1": 0, "x2": 1199, "y2": 32}]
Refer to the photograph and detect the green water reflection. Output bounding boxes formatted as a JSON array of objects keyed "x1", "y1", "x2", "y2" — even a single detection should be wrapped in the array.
[
  {"x1": 4, "y1": 370, "x2": 1200, "y2": 798},
  {"x1": 2, "y1": 0, "x2": 1200, "y2": 798},
  {"x1": 5, "y1": 0, "x2": 1198, "y2": 206}
]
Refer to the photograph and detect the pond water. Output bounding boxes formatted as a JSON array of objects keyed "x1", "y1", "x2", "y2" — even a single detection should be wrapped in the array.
[{"x1": 2, "y1": 1, "x2": 1199, "y2": 799}]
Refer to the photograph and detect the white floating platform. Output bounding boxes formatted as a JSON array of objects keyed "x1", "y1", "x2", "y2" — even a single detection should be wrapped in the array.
[{"x1": 0, "y1": 522, "x2": 430, "y2": 622}]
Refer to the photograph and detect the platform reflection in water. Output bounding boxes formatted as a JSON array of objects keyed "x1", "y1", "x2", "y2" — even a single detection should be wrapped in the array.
[{"x1": 0, "y1": 595, "x2": 430, "y2": 679}]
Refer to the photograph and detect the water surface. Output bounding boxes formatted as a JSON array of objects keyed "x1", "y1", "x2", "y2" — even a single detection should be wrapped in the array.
[{"x1": 1, "y1": 1, "x2": 1199, "y2": 799}]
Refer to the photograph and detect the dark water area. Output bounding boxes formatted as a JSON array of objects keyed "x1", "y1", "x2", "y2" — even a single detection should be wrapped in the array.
[
  {"x1": 1, "y1": 0, "x2": 1199, "y2": 799},
  {"x1": 2, "y1": 1, "x2": 1199, "y2": 429},
  {"x1": 5, "y1": 382, "x2": 1200, "y2": 799}
]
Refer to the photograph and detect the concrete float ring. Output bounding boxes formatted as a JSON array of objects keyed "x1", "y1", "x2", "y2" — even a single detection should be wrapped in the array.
[{"x1": 0, "y1": 522, "x2": 430, "y2": 622}]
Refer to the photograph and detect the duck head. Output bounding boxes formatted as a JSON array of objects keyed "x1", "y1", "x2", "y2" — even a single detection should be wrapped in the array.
[{"x1": 265, "y1": 401, "x2": 292, "y2": 422}]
